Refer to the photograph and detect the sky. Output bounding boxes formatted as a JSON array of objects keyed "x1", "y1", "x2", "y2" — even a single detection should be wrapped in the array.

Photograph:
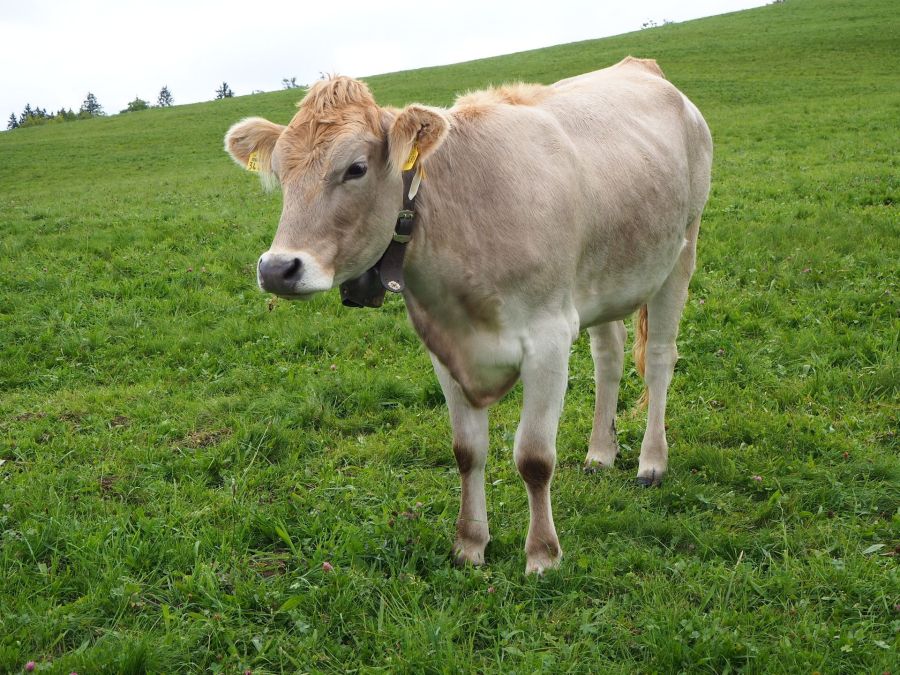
[{"x1": 0, "y1": 0, "x2": 767, "y2": 120}]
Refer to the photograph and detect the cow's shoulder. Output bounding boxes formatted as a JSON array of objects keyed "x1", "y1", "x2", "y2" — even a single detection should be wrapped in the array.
[{"x1": 451, "y1": 83, "x2": 551, "y2": 121}]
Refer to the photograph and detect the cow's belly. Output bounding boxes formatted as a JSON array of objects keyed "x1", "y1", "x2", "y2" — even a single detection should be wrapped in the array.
[{"x1": 574, "y1": 227, "x2": 688, "y2": 327}]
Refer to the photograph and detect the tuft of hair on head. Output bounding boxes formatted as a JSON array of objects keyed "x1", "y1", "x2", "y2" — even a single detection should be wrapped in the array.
[
  {"x1": 294, "y1": 75, "x2": 379, "y2": 125},
  {"x1": 282, "y1": 76, "x2": 383, "y2": 170}
]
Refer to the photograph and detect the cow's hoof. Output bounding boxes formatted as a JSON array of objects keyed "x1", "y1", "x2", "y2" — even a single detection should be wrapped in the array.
[
  {"x1": 525, "y1": 541, "x2": 562, "y2": 575},
  {"x1": 584, "y1": 445, "x2": 617, "y2": 474},
  {"x1": 525, "y1": 551, "x2": 562, "y2": 576},
  {"x1": 583, "y1": 459, "x2": 612, "y2": 474},
  {"x1": 451, "y1": 543, "x2": 486, "y2": 568},
  {"x1": 635, "y1": 470, "x2": 662, "y2": 488}
]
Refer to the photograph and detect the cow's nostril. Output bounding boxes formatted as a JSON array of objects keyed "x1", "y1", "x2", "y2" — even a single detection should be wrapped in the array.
[{"x1": 283, "y1": 257, "x2": 302, "y2": 279}]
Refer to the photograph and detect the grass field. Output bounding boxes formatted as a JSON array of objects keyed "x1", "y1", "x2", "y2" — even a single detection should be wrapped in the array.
[{"x1": 1, "y1": 0, "x2": 898, "y2": 671}]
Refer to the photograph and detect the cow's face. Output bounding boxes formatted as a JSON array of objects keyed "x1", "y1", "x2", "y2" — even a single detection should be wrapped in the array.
[{"x1": 224, "y1": 77, "x2": 450, "y2": 299}]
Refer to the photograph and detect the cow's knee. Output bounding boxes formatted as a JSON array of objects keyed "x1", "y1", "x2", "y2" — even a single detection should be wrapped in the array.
[
  {"x1": 452, "y1": 440, "x2": 489, "y2": 566},
  {"x1": 516, "y1": 452, "x2": 554, "y2": 490},
  {"x1": 453, "y1": 440, "x2": 476, "y2": 476},
  {"x1": 515, "y1": 443, "x2": 561, "y2": 574}
]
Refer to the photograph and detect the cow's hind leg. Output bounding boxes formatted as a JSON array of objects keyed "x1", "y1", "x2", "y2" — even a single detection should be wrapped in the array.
[
  {"x1": 430, "y1": 353, "x2": 491, "y2": 566},
  {"x1": 584, "y1": 320, "x2": 626, "y2": 471},
  {"x1": 635, "y1": 218, "x2": 700, "y2": 486},
  {"x1": 515, "y1": 320, "x2": 573, "y2": 574}
]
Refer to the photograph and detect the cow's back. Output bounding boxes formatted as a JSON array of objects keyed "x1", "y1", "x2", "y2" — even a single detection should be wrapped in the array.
[
  {"x1": 539, "y1": 58, "x2": 712, "y2": 324},
  {"x1": 545, "y1": 58, "x2": 711, "y2": 223},
  {"x1": 416, "y1": 57, "x2": 712, "y2": 330}
]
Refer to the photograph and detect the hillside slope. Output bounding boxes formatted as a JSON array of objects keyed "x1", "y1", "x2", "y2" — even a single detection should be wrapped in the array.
[{"x1": 0, "y1": 1, "x2": 897, "y2": 672}]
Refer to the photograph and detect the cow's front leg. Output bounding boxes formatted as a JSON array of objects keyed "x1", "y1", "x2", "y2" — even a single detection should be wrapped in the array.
[
  {"x1": 515, "y1": 326, "x2": 572, "y2": 574},
  {"x1": 430, "y1": 353, "x2": 490, "y2": 566}
]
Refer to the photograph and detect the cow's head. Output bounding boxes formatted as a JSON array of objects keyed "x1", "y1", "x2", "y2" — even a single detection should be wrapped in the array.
[{"x1": 224, "y1": 77, "x2": 451, "y2": 299}]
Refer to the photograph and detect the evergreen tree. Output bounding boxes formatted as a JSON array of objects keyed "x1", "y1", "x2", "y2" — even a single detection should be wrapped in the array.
[
  {"x1": 7, "y1": 113, "x2": 18, "y2": 130},
  {"x1": 80, "y1": 92, "x2": 104, "y2": 116},
  {"x1": 157, "y1": 85, "x2": 173, "y2": 107},
  {"x1": 20, "y1": 103, "x2": 34, "y2": 125},
  {"x1": 19, "y1": 104, "x2": 51, "y2": 128},
  {"x1": 215, "y1": 82, "x2": 234, "y2": 99}
]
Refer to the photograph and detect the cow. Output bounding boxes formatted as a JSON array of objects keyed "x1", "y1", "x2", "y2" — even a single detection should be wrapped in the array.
[{"x1": 224, "y1": 57, "x2": 713, "y2": 574}]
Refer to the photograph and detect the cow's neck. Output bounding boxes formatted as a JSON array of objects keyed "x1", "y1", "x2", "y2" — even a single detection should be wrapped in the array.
[{"x1": 400, "y1": 156, "x2": 520, "y2": 408}]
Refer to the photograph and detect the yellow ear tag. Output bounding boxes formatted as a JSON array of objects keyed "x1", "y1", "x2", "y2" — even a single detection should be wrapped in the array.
[
  {"x1": 246, "y1": 151, "x2": 260, "y2": 173},
  {"x1": 402, "y1": 145, "x2": 419, "y2": 171}
]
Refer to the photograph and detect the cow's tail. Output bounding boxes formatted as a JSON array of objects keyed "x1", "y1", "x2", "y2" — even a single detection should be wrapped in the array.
[{"x1": 633, "y1": 304, "x2": 649, "y2": 408}]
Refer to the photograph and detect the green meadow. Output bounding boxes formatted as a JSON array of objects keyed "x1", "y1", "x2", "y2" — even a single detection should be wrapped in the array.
[{"x1": 1, "y1": 0, "x2": 897, "y2": 671}]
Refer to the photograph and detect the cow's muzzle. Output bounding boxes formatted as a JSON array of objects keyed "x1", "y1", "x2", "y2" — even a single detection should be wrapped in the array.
[
  {"x1": 256, "y1": 250, "x2": 335, "y2": 298},
  {"x1": 257, "y1": 251, "x2": 304, "y2": 296}
]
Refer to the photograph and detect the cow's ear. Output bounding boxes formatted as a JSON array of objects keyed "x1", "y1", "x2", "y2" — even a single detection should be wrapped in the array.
[
  {"x1": 387, "y1": 105, "x2": 451, "y2": 172},
  {"x1": 224, "y1": 117, "x2": 285, "y2": 184}
]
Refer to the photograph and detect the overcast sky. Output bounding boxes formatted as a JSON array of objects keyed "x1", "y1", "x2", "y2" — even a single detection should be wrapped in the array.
[{"x1": 1, "y1": 0, "x2": 767, "y2": 120}]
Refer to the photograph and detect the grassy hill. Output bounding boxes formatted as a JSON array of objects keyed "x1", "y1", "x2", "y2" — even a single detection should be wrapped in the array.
[{"x1": 1, "y1": 0, "x2": 897, "y2": 671}]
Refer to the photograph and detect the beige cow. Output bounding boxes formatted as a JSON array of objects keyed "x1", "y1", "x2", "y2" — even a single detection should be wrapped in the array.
[{"x1": 225, "y1": 57, "x2": 713, "y2": 574}]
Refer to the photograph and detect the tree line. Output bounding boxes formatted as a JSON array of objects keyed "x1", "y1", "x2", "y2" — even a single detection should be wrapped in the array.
[
  {"x1": 7, "y1": 78, "x2": 304, "y2": 131},
  {"x1": 7, "y1": 86, "x2": 174, "y2": 131},
  {"x1": 118, "y1": 85, "x2": 175, "y2": 115}
]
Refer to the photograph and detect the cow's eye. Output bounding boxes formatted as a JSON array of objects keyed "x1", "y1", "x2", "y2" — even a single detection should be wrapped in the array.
[{"x1": 344, "y1": 162, "x2": 368, "y2": 181}]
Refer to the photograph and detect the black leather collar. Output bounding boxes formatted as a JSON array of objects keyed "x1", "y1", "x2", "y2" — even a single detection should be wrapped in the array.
[{"x1": 339, "y1": 167, "x2": 420, "y2": 308}]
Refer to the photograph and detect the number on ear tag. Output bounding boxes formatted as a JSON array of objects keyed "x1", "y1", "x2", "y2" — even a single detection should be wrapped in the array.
[
  {"x1": 246, "y1": 151, "x2": 260, "y2": 173},
  {"x1": 402, "y1": 145, "x2": 419, "y2": 171}
]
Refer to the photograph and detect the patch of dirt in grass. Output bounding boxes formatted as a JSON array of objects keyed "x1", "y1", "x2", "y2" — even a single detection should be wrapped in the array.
[
  {"x1": 109, "y1": 415, "x2": 131, "y2": 428},
  {"x1": 250, "y1": 556, "x2": 288, "y2": 578},
  {"x1": 181, "y1": 428, "x2": 232, "y2": 448},
  {"x1": 58, "y1": 411, "x2": 88, "y2": 431},
  {"x1": 13, "y1": 411, "x2": 46, "y2": 422},
  {"x1": 99, "y1": 475, "x2": 119, "y2": 495}
]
